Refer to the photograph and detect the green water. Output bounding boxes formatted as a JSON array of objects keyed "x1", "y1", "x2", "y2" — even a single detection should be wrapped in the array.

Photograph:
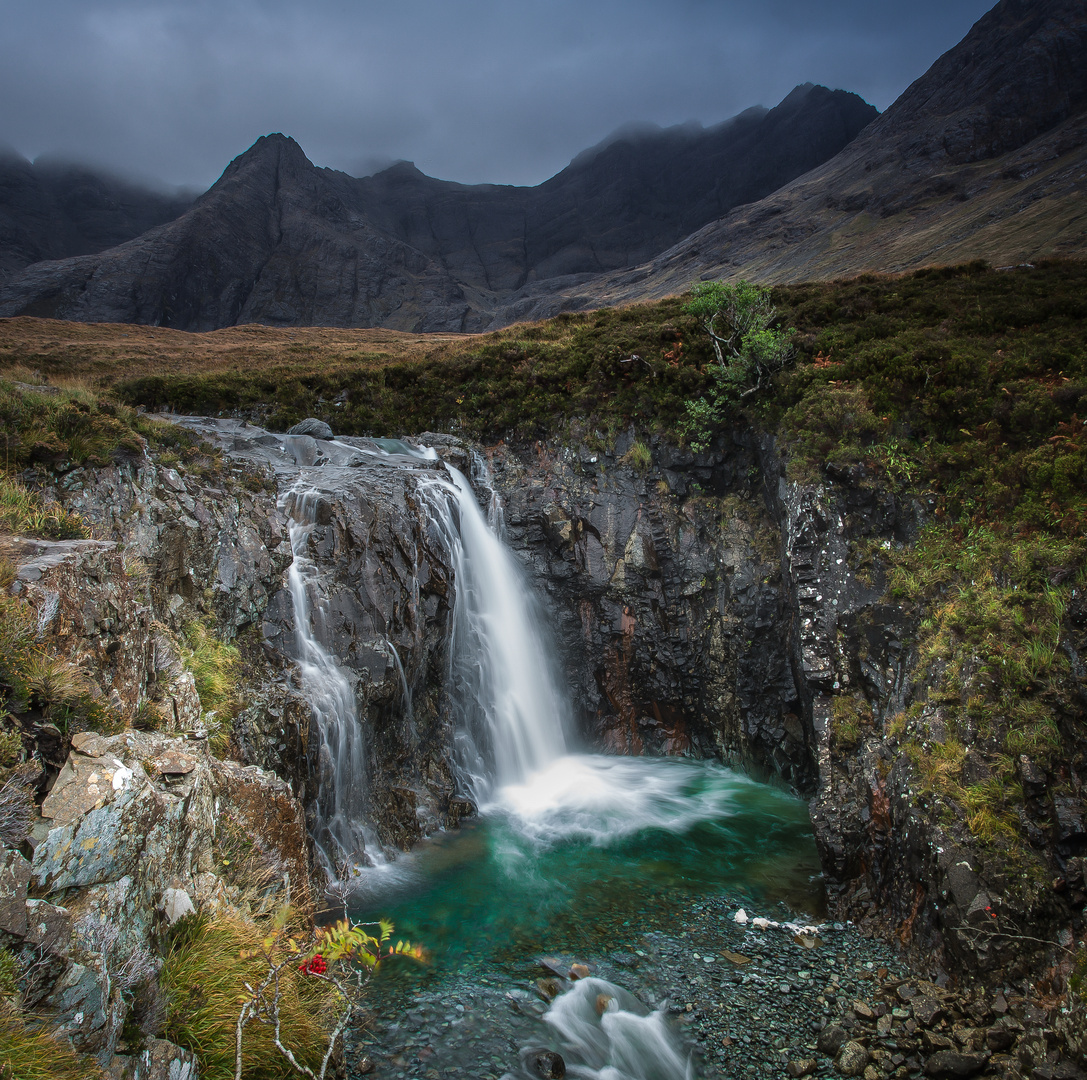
[{"x1": 351, "y1": 755, "x2": 823, "y2": 984}]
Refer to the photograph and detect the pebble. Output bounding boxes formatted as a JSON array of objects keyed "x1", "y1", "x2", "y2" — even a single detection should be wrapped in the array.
[{"x1": 350, "y1": 888, "x2": 1060, "y2": 1080}]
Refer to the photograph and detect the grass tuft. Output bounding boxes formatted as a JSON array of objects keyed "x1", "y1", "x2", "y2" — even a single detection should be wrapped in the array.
[
  {"x1": 161, "y1": 910, "x2": 338, "y2": 1080},
  {"x1": 0, "y1": 1008, "x2": 105, "y2": 1079},
  {"x1": 181, "y1": 622, "x2": 240, "y2": 755}
]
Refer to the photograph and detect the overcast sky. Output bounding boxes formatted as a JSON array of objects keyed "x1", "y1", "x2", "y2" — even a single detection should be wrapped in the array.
[{"x1": 0, "y1": 0, "x2": 995, "y2": 192}]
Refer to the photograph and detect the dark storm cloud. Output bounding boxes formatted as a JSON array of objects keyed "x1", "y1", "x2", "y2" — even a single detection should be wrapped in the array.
[{"x1": 0, "y1": 0, "x2": 995, "y2": 191}]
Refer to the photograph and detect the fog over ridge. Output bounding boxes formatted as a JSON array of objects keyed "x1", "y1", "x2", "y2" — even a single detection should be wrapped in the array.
[{"x1": 2, "y1": 0, "x2": 993, "y2": 191}]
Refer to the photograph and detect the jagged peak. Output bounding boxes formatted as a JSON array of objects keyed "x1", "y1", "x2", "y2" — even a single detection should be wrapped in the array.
[
  {"x1": 777, "y1": 82, "x2": 818, "y2": 109},
  {"x1": 374, "y1": 159, "x2": 426, "y2": 180},
  {"x1": 211, "y1": 133, "x2": 315, "y2": 190}
]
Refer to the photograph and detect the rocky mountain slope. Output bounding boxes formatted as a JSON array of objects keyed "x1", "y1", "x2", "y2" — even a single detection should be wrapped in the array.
[
  {"x1": 514, "y1": 0, "x2": 1087, "y2": 320},
  {"x1": 0, "y1": 151, "x2": 192, "y2": 279},
  {"x1": 3, "y1": 0, "x2": 1085, "y2": 333},
  {"x1": 0, "y1": 85, "x2": 876, "y2": 331}
]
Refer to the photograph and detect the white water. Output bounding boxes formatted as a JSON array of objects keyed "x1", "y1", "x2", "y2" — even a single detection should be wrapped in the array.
[
  {"x1": 491, "y1": 753, "x2": 753, "y2": 846},
  {"x1": 423, "y1": 460, "x2": 569, "y2": 800},
  {"x1": 542, "y1": 977, "x2": 694, "y2": 1080},
  {"x1": 283, "y1": 484, "x2": 382, "y2": 876}
]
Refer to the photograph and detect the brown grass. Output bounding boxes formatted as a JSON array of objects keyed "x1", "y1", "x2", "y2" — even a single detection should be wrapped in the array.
[{"x1": 0, "y1": 317, "x2": 472, "y2": 390}]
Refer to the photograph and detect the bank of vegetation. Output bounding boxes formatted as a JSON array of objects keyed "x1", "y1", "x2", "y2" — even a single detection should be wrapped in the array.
[{"x1": 2, "y1": 258, "x2": 1087, "y2": 993}]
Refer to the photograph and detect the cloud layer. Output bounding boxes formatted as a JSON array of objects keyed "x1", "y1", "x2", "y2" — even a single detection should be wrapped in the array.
[{"x1": 1, "y1": 0, "x2": 994, "y2": 190}]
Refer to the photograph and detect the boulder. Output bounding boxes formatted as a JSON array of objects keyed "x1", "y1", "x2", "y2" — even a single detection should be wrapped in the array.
[
  {"x1": 287, "y1": 418, "x2": 334, "y2": 440},
  {"x1": 160, "y1": 888, "x2": 195, "y2": 925},
  {"x1": 817, "y1": 1023, "x2": 849, "y2": 1056},
  {"x1": 835, "y1": 1042, "x2": 871, "y2": 1077},
  {"x1": 923, "y1": 1050, "x2": 989, "y2": 1077}
]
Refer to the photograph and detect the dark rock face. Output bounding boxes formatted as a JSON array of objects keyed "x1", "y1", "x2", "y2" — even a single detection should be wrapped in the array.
[
  {"x1": 166, "y1": 419, "x2": 467, "y2": 853},
  {"x1": 26, "y1": 418, "x2": 468, "y2": 858},
  {"x1": 491, "y1": 0, "x2": 1087, "y2": 319},
  {"x1": 0, "y1": 85, "x2": 875, "y2": 331},
  {"x1": 480, "y1": 425, "x2": 1087, "y2": 991},
  {"x1": 0, "y1": 150, "x2": 192, "y2": 278},
  {"x1": 484, "y1": 432, "x2": 810, "y2": 786}
]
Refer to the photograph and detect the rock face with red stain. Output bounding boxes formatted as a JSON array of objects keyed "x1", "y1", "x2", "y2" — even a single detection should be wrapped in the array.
[{"x1": 484, "y1": 429, "x2": 811, "y2": 787}]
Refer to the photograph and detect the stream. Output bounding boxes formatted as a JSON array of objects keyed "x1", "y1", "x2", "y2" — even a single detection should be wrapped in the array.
[
  {"x1": 348, "y1": 754, "x2": 833, "y2": 1080},
  {"x1": 274, "y1": 435, "x2": 907, "y2": 1080}
]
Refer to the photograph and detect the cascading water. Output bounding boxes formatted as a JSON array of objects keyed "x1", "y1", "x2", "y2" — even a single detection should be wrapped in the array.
[
  {"x1": 270, "y1": 438, "x2": 818, "y2": 1080},
  {"x1": 423, "y1": 459, "x2": 568, "y2": 801},
  {"x1": 282, "y1": 483, "x2": 381, "y2": 875}
]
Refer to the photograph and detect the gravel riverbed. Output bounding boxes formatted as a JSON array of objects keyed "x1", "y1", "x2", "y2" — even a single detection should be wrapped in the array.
[{"x1": 345, "y1": 890, "x2": 922, "y2": 1080}]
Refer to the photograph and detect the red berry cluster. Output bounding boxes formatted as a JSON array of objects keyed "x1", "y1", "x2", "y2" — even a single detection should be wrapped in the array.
[{"x1": 299, "y1": 955, "x2": 328, "y2": 975}]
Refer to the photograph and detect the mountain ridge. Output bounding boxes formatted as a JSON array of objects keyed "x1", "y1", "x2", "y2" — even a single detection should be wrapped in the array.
[
  {"x1": 0, "y1": 85, "x2": 876, "y2": 331},
  {"x1": 494, "y1": 0, "x2": 1087, "y2": 322},
  {"x1": 2, "y1": 0, "x2": 1084, "y2": 332}
]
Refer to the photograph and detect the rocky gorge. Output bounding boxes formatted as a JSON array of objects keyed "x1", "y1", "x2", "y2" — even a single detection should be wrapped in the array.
[{"x1": 0, "y1": 386, "x2": 1084, "y2": 1077}]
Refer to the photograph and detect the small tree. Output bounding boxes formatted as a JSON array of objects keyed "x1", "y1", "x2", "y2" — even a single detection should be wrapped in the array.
[{"x1": 682, "y1": 279, "x2": 795, "y2": 449}]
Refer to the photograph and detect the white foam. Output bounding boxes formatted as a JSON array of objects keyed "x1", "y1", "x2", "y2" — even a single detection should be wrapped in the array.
[
  {"x1": 545, "y1": 976, "x2": 693, "y2": 1080},
  {"x1": 487, "y1": 753, "x2": 752, "y2": 847}
]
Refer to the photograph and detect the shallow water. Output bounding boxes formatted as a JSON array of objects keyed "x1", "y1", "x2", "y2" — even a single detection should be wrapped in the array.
[
  {"x1": 351, "y1": 753, "x2": 822, "y2": 980},
  {"x1": 349, "y1": 754, "x2": 823, "y2": 1079}
]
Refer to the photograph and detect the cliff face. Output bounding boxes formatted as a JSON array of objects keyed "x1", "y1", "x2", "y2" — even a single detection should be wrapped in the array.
[
  {"x1": 4, "y1": 404, "x2": 1086, "y2": 1079},
  {"x1": 484, "y1": 431, "x2": 809, "y2": 785}
]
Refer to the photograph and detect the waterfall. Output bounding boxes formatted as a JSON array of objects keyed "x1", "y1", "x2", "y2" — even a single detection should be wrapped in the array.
[
  {"x1": 424, "y1": 459, "x2": 569, "y2": 802},
  {"x1": 279, "y1": 442, "x2": 569, "y2": 878},
  {"x1": 282, "y1": 484, "x2": 382, "y2": 875}
]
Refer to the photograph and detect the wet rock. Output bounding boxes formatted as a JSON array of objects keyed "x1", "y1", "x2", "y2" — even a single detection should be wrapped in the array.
[
  {"x1": 569, "y1": 963, "x2": 590, "y2": 980},
  {"x1": 536, "y1": 978, "x2": 561, "y2": 1001},
  {"x1": 922, "y1": 1050, "x2": 988, "y2": 1077},
  {"x1": 786, "y1": 1060, "x2": 818, "y2": 1077},
  {"x1": 818, "y1": 1022, "x2": 850, "y2": 1056},
  {"x1": 835, "y1": 1040, "x2": 871, "y2": 1076},
  {"x1": 526, "y1": 1048, "x2": 566, "y2": 1078},
  {"x1": 287, "y1": 418, "x2": 334, "y2": 440}
]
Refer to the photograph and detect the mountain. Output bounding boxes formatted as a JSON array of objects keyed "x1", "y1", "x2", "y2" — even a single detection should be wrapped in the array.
[
  {"x1": 0, "y1": 152, "x2": 193, "y2": 278},
  {"x1": 0, "y1": 85, "x2": 876, "y2": 331},
  {"x1": 6, "y1": 0, "x2": 1080, "y2": 333},
  {"x1": 499, "y1": 0, "x2": 1087, "y2": 319}
]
